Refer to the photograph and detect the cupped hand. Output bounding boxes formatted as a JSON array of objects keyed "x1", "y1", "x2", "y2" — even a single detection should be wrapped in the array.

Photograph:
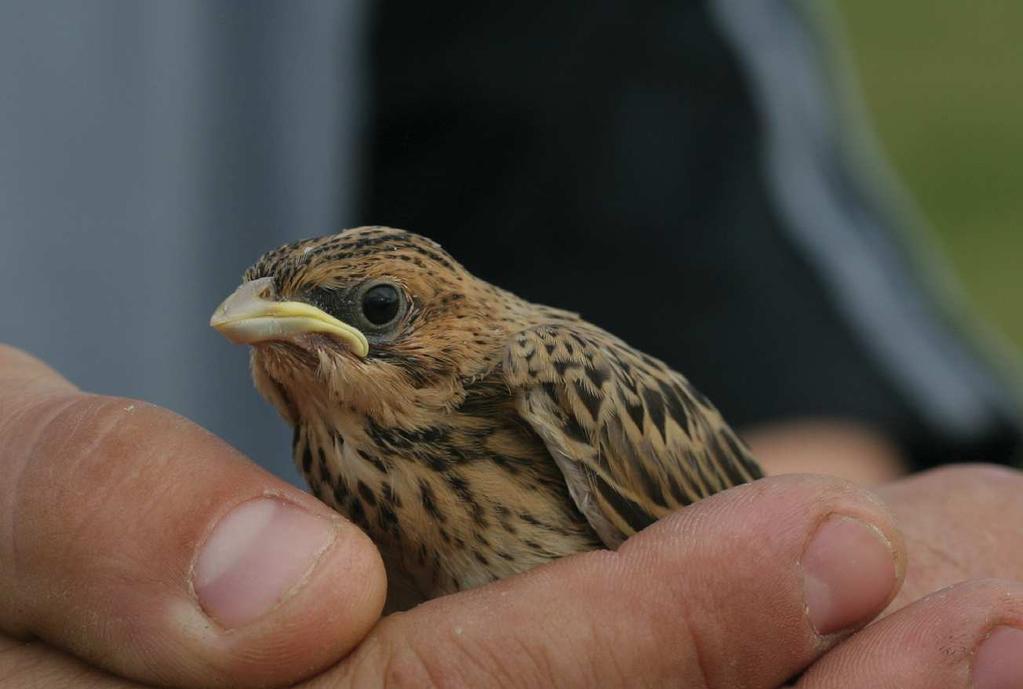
[
  {"x1": 3, "y1": 344, "x2": 1022, "y2": 689},
  {"x1": 0, "y1": 343, "x2": 909, "y2": 688}
]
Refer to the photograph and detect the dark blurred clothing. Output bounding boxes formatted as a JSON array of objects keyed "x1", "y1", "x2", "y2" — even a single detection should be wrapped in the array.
[
  {"x1": 362, "y1": 2, "x2": 1022, "y2": 469},
  {"x1": 0, "y1": 1, "x2": 1019, "y2": 479}
]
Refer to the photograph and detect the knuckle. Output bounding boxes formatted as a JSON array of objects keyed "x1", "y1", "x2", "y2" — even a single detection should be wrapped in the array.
[
  {"x1": 941, "y1": 578, "x2": 1023, "y2": 609},
  {"x1": 915, "y1": 463, "x2": 1023, "y2": 494},
  {"x1": 348, "y1": 616, "x2": 565, "y2": 689},
  {"x1": 346, "y1": 633, "x2": 454, "y2": 689},
  {"x1": 923, "y1": 462, "x2": 1021, "y2": 484}
]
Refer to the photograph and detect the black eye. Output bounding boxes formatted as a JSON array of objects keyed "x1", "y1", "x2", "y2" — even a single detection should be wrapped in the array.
[{"x1": 360, "y1": 283, "x2": 402, "y2": 326}]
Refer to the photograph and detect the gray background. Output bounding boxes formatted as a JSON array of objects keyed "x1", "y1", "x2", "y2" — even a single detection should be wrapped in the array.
[{"x1": 0, "y1": 1, "x2": 366, "y2": 482}]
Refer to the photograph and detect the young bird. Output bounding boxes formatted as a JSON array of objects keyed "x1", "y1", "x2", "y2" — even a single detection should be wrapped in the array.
[{"x1": 211, "y1": 227, "x2": 762, "y2": 601}]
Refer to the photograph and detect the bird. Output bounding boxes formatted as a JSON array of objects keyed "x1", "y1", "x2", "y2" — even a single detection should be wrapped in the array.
[{"x1": 211, "y1": 226, "x2": 763, "y2": 603}]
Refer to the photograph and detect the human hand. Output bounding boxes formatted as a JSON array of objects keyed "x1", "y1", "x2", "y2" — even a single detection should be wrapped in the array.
[
  {"x1": 752, "y1": 427, "x2": 1023, "y2": 686},
  {"x1": 793, "y1": 467, "x2": 1023, "y2": 689},
  {"x1": 788, "y1": 465, "x2": 1023, "y2": 686},
  {"x1": 752, "y1": 421, "x2": 1023, "y2": 609},
  {"x1": 876, "y1": 464, "x2": 1023, "y2": 612},
  {"x1": 0, "y1": 343, "x2": 915, "y2": 688}
]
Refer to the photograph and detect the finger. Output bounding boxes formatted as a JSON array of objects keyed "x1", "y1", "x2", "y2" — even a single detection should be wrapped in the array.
[
  {"x1": 0, "y1": 345, "x2": 387, "y2": 689},
  {"x1": 876, "y1": 464, "x2": 1023, "y2": 611},
  {"x1": 0, "y1": 634, "x2": 145, "y2": 689},
  {"x1": 319, "y1": 474, "x2": 905, "y2": 689},
  {"x1": 797, "y1": 579, "x2": 1023, "y2": 688},
  {"x1": 747, "y1": 420, "x2": 906, "y2": 484}
]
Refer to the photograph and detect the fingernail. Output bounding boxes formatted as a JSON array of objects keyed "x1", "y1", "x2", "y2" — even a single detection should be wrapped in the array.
[
  {"x1": 193, "y1": 497, "x2": 337, "y2": 628},
  {"x1": 974, "y1": 626, "x2": 1023, "y2": 689},
  {"x1": 802, "y1": 515, "x2": 897, "y2": 635}
]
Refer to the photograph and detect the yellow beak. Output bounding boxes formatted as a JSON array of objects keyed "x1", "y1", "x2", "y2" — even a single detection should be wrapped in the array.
[{"x1": 210, "y1": 277, "x2": 370, "y2": 357}]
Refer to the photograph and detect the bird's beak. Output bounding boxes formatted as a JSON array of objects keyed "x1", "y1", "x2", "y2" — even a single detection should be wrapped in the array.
[{"x1": 210, "y1": 277, "x2": 370, "y2": 357}]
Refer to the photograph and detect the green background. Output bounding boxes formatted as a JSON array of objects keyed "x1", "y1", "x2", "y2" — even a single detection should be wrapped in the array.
[{"x1": 835, "y1": 2, "x2": 1021, "y2": 352}]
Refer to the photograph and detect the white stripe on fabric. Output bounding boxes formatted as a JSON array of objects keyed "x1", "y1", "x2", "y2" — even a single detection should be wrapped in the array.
[{"x1": 709, "y1": 0, "x2": 997, "y2": 436}]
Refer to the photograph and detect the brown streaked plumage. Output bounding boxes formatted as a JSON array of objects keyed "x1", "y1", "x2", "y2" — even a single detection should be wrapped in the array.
[{"x1": 211, "y1": 226, "x2": 762, "y2": 603}]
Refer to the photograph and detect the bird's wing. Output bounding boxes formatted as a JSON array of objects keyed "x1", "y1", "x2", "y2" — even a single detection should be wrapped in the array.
[{"x1": 502, "y1": 324, "x2": 763, "y2": 548}]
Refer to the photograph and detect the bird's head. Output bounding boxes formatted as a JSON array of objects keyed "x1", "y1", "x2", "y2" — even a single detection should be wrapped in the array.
[{"x1": 211, "y1": 227, "x2": 525, "y2": 426}]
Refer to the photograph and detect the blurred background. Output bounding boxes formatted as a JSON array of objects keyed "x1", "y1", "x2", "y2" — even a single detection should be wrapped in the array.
[
  {"x1": 0, "y1": 1, "x2": 1019, "y2": 482},
  {"x1": 838, "y1": 0, "x2": 1022, "y2": 349}
]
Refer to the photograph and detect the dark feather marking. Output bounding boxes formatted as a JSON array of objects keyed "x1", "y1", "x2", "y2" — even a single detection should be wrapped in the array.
[
  {"x1": 357, "y1": 481, "x2": 377, "y2": 506},
  {"x1": 522, "y1": 538, "x2": 560, "y2": 558},
  {"x1": 317, "y1": 447, "x2": 330, "y2": 481},
  {"x1": 333, "y1": 479, "x2": 349, "y2": 504},
  {"x1": 445, "y1": 473, "x2": 472, "y2": 498},
  {"x1": 374, "y1": 351, "x2": 441, "y2": 389},
  {"x1": 725, "y1": 432, "x2": 764, "y2": 481},
  {"x1": 358, "y1": 449, "x2": 388, "y2": 473},
  {"x1": 471, "y1": 502, "x2": 489, "y2": 528},
  {"x1": 665, "y1": 472, "x2": 693, "y2": 506},
  {"x1": 491, "y1": 454, "x2": 522, "y2": 475},
  {"x1": 553, "y1": 360, "x2": 575, "y2": 376},
  {"x1": 658, "y1": 379, "x2": 692, "y2": 437},
  {"x1": 444, "y1": 473, "x2": 485, "y2": 525},
  {"x1": 394, "y1": 253, "x2": 428, "y2": 269},
  {"x1": 425, "y1": 451, "x2": 451, "y2": 473},
  {"x1": 592, "y1": 426, "x2": 615, "y2": 473},
  {"x1": 693, "y1": 446, "x2": 725, "y2": 495},
  {"x1": 624, "y1": 398, "x2": 646, "y2": 430},
  {"x1": 573, "y1": 380, "x2": 603, "y2": 421},
  {"x1": 519, "y1": 512, "x2": 543, "y2": 527},
  {"x1": 635, "y1": 461, "x2": 668, "y2": 508},
  {"x1": 348, "y1": 499, "x2": 367, "y2": 527},
  {"x1": 381, "y1": 482, "x2": 403, "y2": 508},
  {"x1": 594, "y1": 472, "x2": 656, "y2": 533},
  {"x1": 562, "y1": 412, "x2": 589, "y2": 444},
  {"x1": 301, "y1": 444, "x2": 313, "y2": 474},
  {"x1": 419, "y1": 480, "x2": 446, "y2": 523},
  {"x1": 641, "y1": 386, "x2": 667, "y2": 439},
  {"x1": 378, "y1": 504, "x2": 398, "y2": 530},
  {"x1": 639, "y1": 353, "x2": 661, "y2": 371},
  {"x1": 585, "y1": 365, "x2": 609, "y2": 389},
  {"x1": 495, "y1": 505, "x2": 518, "y2": 534},
  {"x1": 540, "y1": 382, "x2": 559, "y2": 403}
]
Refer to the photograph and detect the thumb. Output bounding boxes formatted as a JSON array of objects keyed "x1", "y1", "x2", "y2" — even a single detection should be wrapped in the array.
[{"x1": 0, "y1": 344, "x2": 386, "y2": 688}]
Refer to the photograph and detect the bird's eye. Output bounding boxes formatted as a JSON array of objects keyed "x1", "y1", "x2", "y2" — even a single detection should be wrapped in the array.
[{"x1": 360, "y1": 283, "x2": 402, "y2": 327}]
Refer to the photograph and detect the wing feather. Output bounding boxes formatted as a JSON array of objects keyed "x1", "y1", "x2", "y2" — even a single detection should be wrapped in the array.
[{"x1": 503, "y1": 324, "x2": 763, "y2": 547}]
